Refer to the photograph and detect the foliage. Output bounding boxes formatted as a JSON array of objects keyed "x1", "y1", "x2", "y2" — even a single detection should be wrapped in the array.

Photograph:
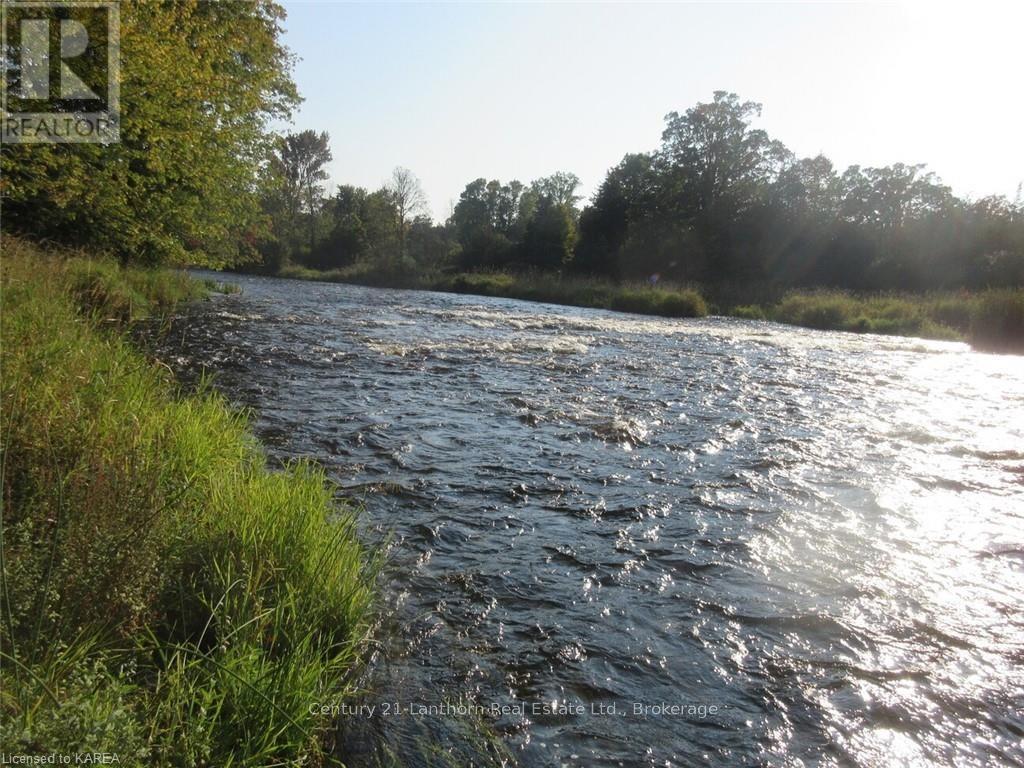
[
  {"x1": 65, "y1": 255, "x2": 204, "y2": 323},
  {"x1": 521, "y1": 197, "x2": 577, "y2": 270},
  {"x1": 434, "y1": 271, "x2": 708, "y2": 318},
  {"x1": 250, "y1": 92, "x2": 1021, "y2": 341},
  {"x1": 575, "y1": 92, "x2": 1024, "y2": 291},
  {"x1": 1, "y1": 239, "x2": 375, "y2": 764},
  {"x1": 967, "y1": 289, "x2": 1024, "y2": 352},
  {"x1": 0, "y1": 1, "x2": 299, "y2": 266},
  {"x1": 236, "y1": 87, "x2": 1023, "y2": 349},
  {"x1": 269, "y1": 129, "x2": 334, "y2": 253}
]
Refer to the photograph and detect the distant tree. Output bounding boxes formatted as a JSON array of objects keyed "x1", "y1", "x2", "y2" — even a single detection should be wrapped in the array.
[
  {"x1": 275, "y1": 130, "x2": 333, "y2": 251},
  {"x1": 488, "y1": 180, "x2": 530, "y2": 234},
  {"x1": 450, "y1": 177, "x2": 536, "y2": 268},
  {"x1": 270, "y1": 89, "x2": 1023, "y2": 293},
  {"x1": 305, "y1": 184, "x2": 400, "y2": 270},
  {"x1": 309, "y1": 185, "x2": 370, "y2": 268},
  {"x1": 521, "y1": 197, "x2": 577, "y2": 270},
  {"x1": 386, "y1": 167, "x2": 429, "y2": 263},
  {"x1": 655, "y1": 92, "x2": 791, "y2": 279},
  {"x1": 452, "y1": 178, "x2": 492, "y2": 239},
  {"x1": 574, "y1": 154, "x2": 655, "y2": 276},
  {"x1": 659, "y1": 92, "x2": 790, "y2": 216},
  {"x1": 531, "y1": 172, "x2": 583, "y2": 212},
  {"x1": 407, "y1": 217, "x2": 457, "y2": 271},
  {"x1": 774, "y1": 155, "x2": 842, "y2": 217},
  {"x1": 838, "y1": 163, "x2": 952, "y2": 230}
]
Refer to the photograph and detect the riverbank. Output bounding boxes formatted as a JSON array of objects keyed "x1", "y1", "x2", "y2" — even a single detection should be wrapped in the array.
[
  {"x1": 1, "y1": 239, "x2": 375, "y2": 764},
  {"x1": 278, "y1": 263, "x2": 710, "y2": 318},
  {"x1": 735, "y1": 288, "x2": 1024, "y2": 352},
  {"x1": 267, "y1": 263, "x2": 1023, "y2": 352}
]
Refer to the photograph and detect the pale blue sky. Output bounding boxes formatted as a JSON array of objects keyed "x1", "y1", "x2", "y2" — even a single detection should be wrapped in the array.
[{"x1": 281, "y1": 1, "x2": 1023, "y2": 221}]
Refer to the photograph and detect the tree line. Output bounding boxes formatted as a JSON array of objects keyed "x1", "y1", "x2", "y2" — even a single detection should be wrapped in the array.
[
  {"x1": 574, "y1": 92, "x2": 1023, "y2": 291},
  {"x1": 256, "y1": 128, "x2": 585, "y2": 281},
  {"x1": 260, "y1": 92, "x2": 1023, "y2": 292},
  {"x1": 1, "y1": 0, "x2": 1019, "y2": 297}
]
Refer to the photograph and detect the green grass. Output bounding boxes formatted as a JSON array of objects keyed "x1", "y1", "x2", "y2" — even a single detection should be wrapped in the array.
[
  {"x1": 200, "y1": 277, "x2": 242, "y2": 295},
  {"x1": 437, "y1": 271, "x2": 709, "y2": 318},
  {"x1": 1, "y1": 238, "x2": 375, "y2": 765},
  {"x1": 729, "y1": 304, "x2": 769, "y2": 321},
  {"x1": 275, "y1": 263, "x2": 709, "y2": 319},
  {"x1": 964, "y1": 289, "x2": 1024, "y2": 352},
  {"x1": 731, "y1": 288, "x2": 1023, "y2": 351},
  {"x1": 278, "y1": 260, "x2": 436, "y2": 290},
  {"x1": 65, "y1": 252, "x2": 205, "y2": 323}
]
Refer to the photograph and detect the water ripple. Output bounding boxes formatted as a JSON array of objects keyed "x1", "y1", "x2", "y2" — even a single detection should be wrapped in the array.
[{"x1": 144, "y1": 273, "x2": 1024, "y2": 768}]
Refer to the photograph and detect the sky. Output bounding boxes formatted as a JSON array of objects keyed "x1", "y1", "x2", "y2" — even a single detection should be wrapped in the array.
[{"x1": 280, "y1": 1, "x2": 1024, "y2": 222}]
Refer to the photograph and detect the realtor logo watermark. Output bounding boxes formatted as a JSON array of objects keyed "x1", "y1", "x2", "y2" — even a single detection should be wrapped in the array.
[{"x1": 1, "y1": 1, "x2": 119, "y2": 143}]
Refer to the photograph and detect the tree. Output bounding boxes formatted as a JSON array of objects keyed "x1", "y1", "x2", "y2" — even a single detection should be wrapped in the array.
[
  {"x1": 574, "y1": 154, "x2": 655, "y2": 276},
  {"x1": 0, "y1": 0, "x2": 299, "y2": 266},
  {"x1": 309, "y1": 185, "x2": 370, "y2": 269},
  {"x1": 407, "y1": 217, "x2": 456, "y2": 271},
  {"x1": 659, "y1": 92, "x2": 790, "y2": 217},
  {"x1": 838, "y1": 163, "x2": 951, "y2": 230},
  {"x1": 386, "y1": 167, "x2": 429, "y2": 263},
  {"x1": 774, "y1": 155, "x2": 842, "y2": 217},
  {"x1": 657, "y1": 92, "x2": 790, "y2": 278},
  {"x1": 521, "y1": 197, "x2": 577, "y2": 270},
  {"x1": 304, "y1": 184, "x2": 401, "y2": 270},
  {"x1": 531, "y1": 172, "x2": 583, "y2": 214},
  {"x1": 275, "y1": 130, "x2": 333, "y2": 251},
  {"x1": 451, "y1": 178, "x2": 491, "y2": 240},
  {"x1": 449, "y1": 177, "x2": 534, "y2": 269}
]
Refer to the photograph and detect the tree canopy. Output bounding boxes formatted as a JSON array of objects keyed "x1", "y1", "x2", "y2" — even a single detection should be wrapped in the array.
[
  {"x1": 570, "y1": 92, "x2": 1023, "y2": 290},
  {"x1": 1, "y1": 0, "x2": 298, "y2": 266}
]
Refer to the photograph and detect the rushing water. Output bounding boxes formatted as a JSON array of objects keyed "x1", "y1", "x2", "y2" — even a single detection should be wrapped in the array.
[{"x1": 152, "y1": 272, "x2": 1024, "y2": 767}]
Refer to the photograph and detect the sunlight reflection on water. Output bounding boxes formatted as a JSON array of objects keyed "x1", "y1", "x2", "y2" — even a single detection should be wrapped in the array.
[{"x1": 153, "y1": 273, "x2": 1024, "y2": 767}]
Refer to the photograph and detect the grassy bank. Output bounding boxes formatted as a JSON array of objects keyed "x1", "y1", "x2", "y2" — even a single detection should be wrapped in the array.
[
  {"x1": 437, "y1": 272, "x2": 709, "y2": 318},
  {"x1": 1, "y1": 239, "x2": 375, "y2": 764},
  {"x1": 730, "y1": 288, "x2": 1024, "y2": 352},
  {"x1": 276, "y1": 263, "x2": 709, "y2": 318},
  {"x1": 273, "y1": 262, "x2": 1022, "y2": 351}
]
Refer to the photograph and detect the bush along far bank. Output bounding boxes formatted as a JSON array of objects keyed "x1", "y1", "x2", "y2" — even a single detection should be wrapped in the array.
[
  {"x1": 0, "y1": 239, "x2": 376, "y2": 765},
  {"x1": 271, "y1": 261, "x2": 709, "y2": 319}
]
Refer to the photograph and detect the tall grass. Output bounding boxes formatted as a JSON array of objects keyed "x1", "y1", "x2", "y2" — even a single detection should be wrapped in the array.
[
  {"x1": 965, "y1": 289, "x2": 1024, "y2": 352},
  {"x1": 432, "y1": 271, "x2": 708, "y2": 318},
  {"x1": 278, "y1": 265, "x2": 707, "y2": 319},
  {"x1": 757, "y1": 288, "x2": 1024, "y2": 350},
  {"x1": 273, "y1": 261, "x2": 709, "y2": 318},
  {"x1": 1, "y1": 239, "x2": 375, "y2": 764},
  {"x1": 64, "y1": 254, "x2": 204, "y2": 323}
]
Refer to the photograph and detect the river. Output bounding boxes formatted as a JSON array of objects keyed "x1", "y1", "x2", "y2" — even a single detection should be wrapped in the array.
[{"x1": 150, "y1": 272, "x2": 1024, "y2": 767}]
